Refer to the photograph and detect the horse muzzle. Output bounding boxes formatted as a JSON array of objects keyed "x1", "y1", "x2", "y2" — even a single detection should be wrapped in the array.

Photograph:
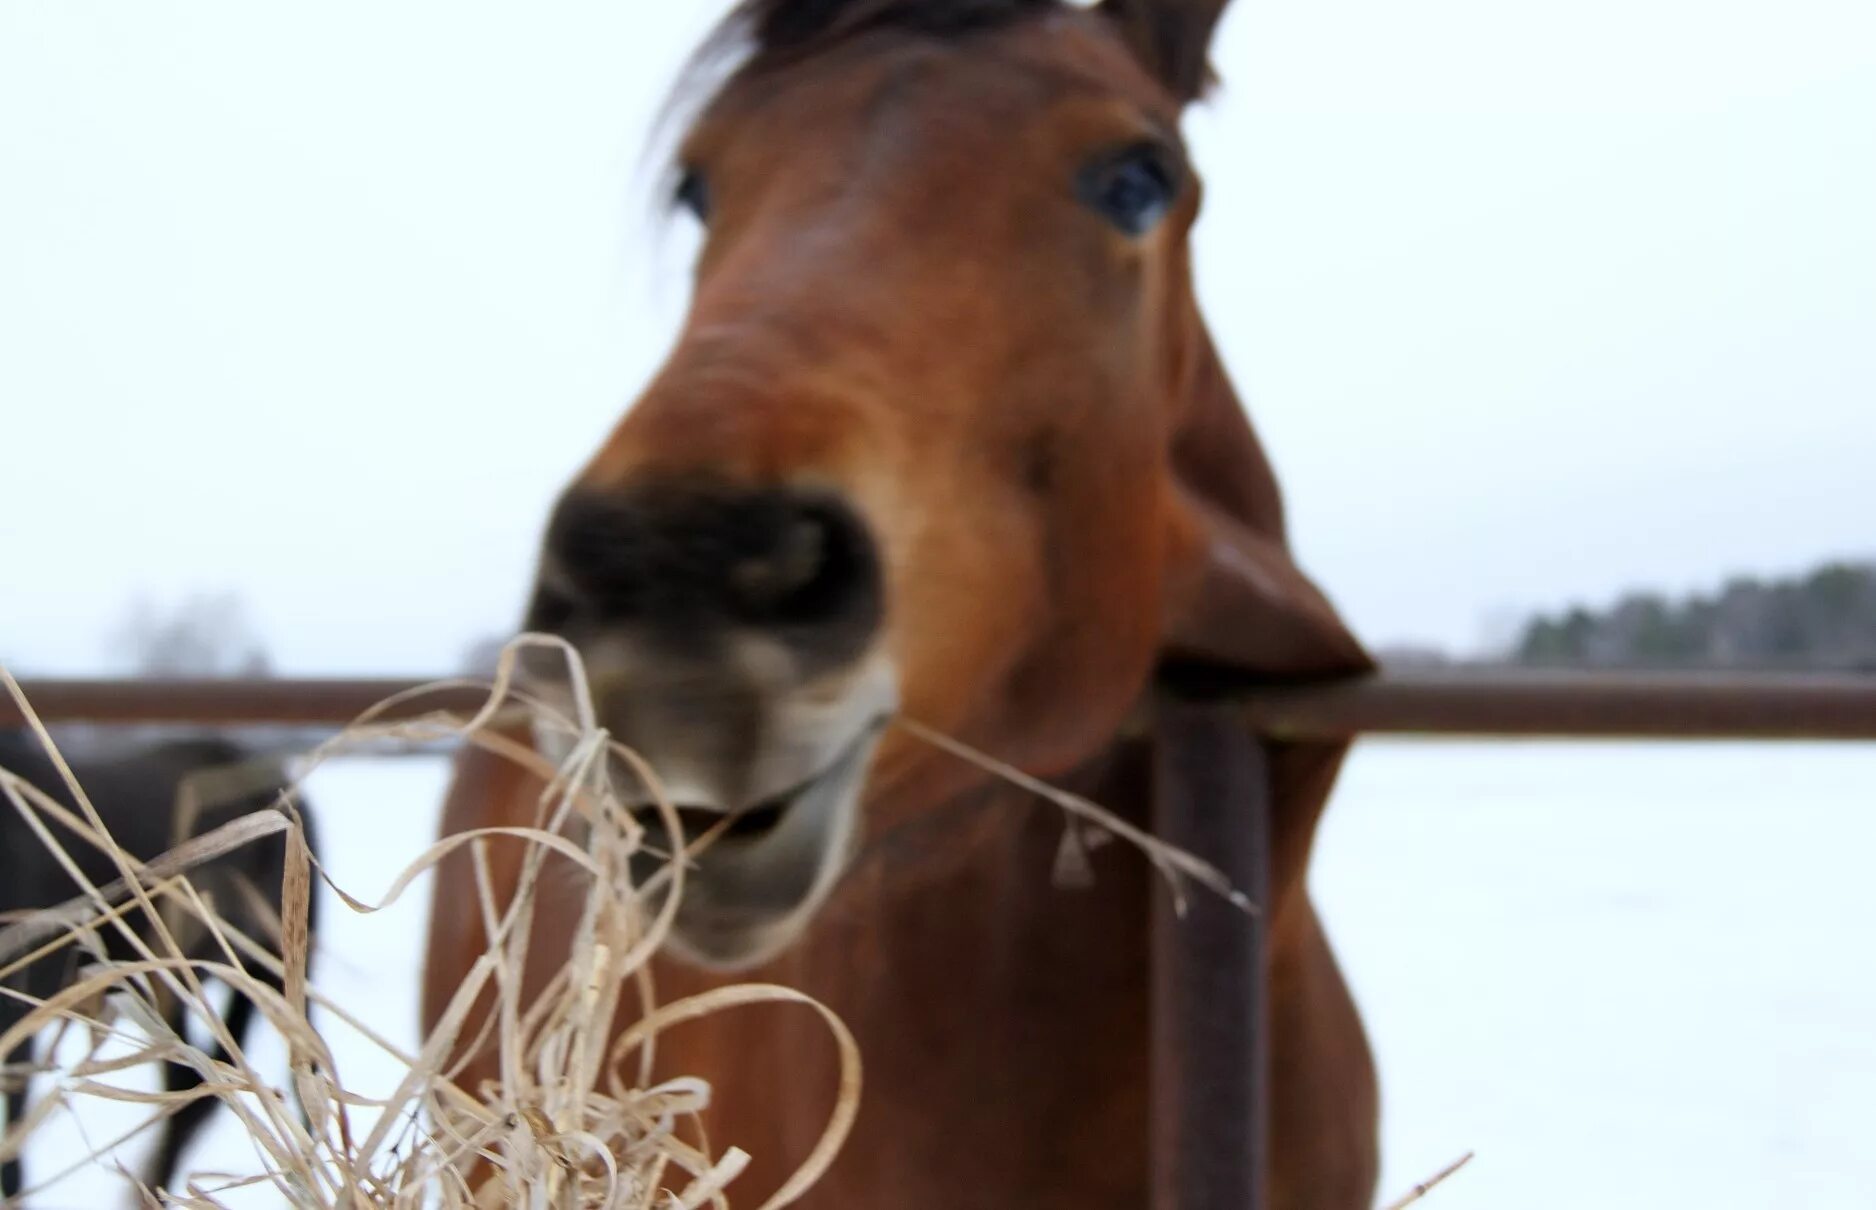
[{"x1": 516, "y1": 478, "x2": 898, "y2": 968}]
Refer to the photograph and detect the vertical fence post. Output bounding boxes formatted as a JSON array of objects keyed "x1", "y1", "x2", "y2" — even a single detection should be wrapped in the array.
[{"x1": 1150, "y1": 694, "x2": 1272, "y2": 1210}]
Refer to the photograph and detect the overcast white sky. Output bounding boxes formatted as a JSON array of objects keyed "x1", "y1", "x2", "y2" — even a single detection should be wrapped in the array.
[{"x1": 2, "y1": 0, "x2": 1872, "y2": 674}]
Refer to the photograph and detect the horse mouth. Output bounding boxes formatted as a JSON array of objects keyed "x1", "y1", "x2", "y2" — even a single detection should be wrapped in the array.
[
  {"x1": 624, "y1": 716, "x2": 888, "y2": 970},
  {"x1": 631, "y1": 773, "x2": 824, "y2": 851}
]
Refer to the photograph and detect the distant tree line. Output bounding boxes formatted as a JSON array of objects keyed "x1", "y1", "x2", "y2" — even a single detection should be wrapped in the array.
[
  {"x1": 42, "y1": 594, "x2": 302, "y2": 755},
  {"x1": 111, "y1": 592, "x2": 272, "y2": 679},
  {"x1": 1513, "y1": 561, "x2": 1876, "y2": 671}
]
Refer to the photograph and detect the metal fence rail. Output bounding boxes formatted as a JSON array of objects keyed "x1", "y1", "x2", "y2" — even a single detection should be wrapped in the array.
[
  {"x1": 1234, "y1": 668, "x2": 1876, "y2": 740},
  {"x1": 10, "y1": 669, "x2": 1876, "y2": 737},
  {"x1": 1, "y1": 678, "x2": 476, "y2": 729}
]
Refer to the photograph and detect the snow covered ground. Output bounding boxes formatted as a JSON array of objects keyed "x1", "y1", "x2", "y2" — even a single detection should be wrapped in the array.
[
  {"x1": 13, "y1": 742, "x2": 1876, "y2": 1207},
  {"x1": 1317, "y1": 741, "x2": 1876, "y2": 1208}
]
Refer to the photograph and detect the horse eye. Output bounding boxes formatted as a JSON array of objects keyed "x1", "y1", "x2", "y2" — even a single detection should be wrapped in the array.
[
  {"x1": 674, "y1": 166, "x2": 711, "y2": 222},
  {"x1": 1077, "y1": 144, "x2": 1181, "y2": 237}
]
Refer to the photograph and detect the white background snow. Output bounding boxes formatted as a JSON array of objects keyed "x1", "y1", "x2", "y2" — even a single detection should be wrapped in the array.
[{"x1": 13, "y1": 743, "x2": 1875, "y2": 1207}]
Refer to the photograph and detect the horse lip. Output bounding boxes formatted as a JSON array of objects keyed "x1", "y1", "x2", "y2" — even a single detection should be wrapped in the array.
[
  {"x1": 631, "y1": 712, "x2": 889, "y2": 970},
  {"x1": 631, "y1": 775, "x2": 815, "y2": 848},
  {"x1": 630, "y1": 714, "x2": 890, "y2": 852}
]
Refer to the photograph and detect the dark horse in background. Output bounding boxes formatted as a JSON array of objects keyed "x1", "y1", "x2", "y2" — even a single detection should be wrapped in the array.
[
  {"x1": 427, "y1": 0, "x2": 1378, "y2": 1206},
  {"x1": 0, "y1": 732, "x2": 314, "y2": 1203}
]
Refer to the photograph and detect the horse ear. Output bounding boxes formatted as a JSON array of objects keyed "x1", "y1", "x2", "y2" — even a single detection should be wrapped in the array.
[
  {"x1": 1159, "y1": 325, "x2": 1372, "y2": 681},
  {"x1": 1099, "y1": 0, "x2": 1233, "y2": 102}
]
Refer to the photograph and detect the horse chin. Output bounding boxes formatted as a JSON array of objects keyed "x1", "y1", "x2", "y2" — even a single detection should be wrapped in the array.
[
  {"x1": 515, "y1": 642, "x2": 897, "y2": 970},
  {"x1": 654, "y1": 719, "x2": 885, "y2": 971}
]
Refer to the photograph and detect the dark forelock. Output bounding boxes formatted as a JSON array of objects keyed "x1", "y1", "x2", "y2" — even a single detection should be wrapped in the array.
[{"x1": 738, "y1": 0, "x2": 1063, "y2": 52}]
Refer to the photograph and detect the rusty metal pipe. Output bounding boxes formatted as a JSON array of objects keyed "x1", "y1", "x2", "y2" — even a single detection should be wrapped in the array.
[
  {"x1": 1234, "y1": 669, "x2": 1876, "y2": 741},
  {"x1": 14, "y1": 671, "x2": 1875, "y2": 739}
]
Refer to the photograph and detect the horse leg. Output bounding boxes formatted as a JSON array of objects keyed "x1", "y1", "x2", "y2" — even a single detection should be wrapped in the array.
[
  {"x1": 1, "y1": 1087, "x2": 23, "y2": 1205},
  {"x1": 146, "y1": 985, "x2": 258, "y2": 1193},
  {"x1": 1267, "y1": 895, "x2": 1380, "y2": 1210},
  {"x1": 3, "y1": 1015, "x2": 32, "y2": 1203}
]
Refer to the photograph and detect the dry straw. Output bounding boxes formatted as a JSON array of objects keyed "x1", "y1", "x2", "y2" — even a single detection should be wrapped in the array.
[
  {"x1": 0, "y1": 638, "x2": 858, "y2": 1208},
  {"x1": 0, "y1": 639, "x2": 1467, "y2": 1208}
]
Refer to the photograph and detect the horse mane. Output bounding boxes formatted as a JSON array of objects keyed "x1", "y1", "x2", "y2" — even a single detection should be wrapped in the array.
[
  {"x1": 656, "y1": 0, "x2": 1224, "y2": 194},
  {"x1": 648, "y1": 0, "x2": 1066, "y2": 208},
  {"x1": 723, "y1": 0, "x2": 1224, "y2": 100},
  {"x1": 735, "y1": 0, "x2": 1062, "y2": 53},
  {"x1": 671, "y1": 0, "x2": 1063, "y2": 114}
]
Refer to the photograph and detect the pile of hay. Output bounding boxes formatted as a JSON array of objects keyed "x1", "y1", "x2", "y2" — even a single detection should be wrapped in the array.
[
  {"x1": 0, "y1": 638, "x2": 856, "y2": 1208},
  {"x1": 1, "y1": 638, "x2": 1470, "y2": 1209}
]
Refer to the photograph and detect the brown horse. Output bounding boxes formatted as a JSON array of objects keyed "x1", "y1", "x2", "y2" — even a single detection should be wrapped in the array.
[{"x1": 423, "y1": 1, "x2": 1377, "y2": 1205}]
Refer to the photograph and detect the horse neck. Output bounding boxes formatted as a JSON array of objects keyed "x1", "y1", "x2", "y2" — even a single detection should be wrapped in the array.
[{"x1": 655, "y1": 733, "x2": 1159, "y2": 1207}]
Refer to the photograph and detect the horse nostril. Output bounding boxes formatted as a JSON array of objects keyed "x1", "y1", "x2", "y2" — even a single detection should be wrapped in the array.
[
  {"x1": 542, "y1": 491, "x2": 651, "y2": 621},
  {"x1": 729, "y1": 514, "x2": 826, "y2": 613},
  {"x1": 727, "y1": 502, "x2": 877, "y2": 634},
  {"x1": 540, "y1": 484, "x2": 882, "y2": 665},
  {"x1": 525, "y1": 577, "x2": 581, "y2": 634}
]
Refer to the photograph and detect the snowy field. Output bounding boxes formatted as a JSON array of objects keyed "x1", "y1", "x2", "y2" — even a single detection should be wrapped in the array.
[
  {"x1": 12, "y1": 742, "x2": 1876, "y2": 1208},
  {"x1": 1317, "y1": 741, "x2": 1876, "y2": 1208}
]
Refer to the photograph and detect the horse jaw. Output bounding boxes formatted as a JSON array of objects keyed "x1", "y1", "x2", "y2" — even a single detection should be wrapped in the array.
[
  {"x1": 654, "y1": 710, "x2": 887, "y2": 970},
  {"x1": 523, "y1": 645, "x2": 898, "y2": 970}
]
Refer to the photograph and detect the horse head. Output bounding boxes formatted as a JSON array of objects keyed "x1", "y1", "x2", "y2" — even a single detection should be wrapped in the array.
[{"x1": 516, "y1": 0, "x2": 1364, "y2": 969}]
